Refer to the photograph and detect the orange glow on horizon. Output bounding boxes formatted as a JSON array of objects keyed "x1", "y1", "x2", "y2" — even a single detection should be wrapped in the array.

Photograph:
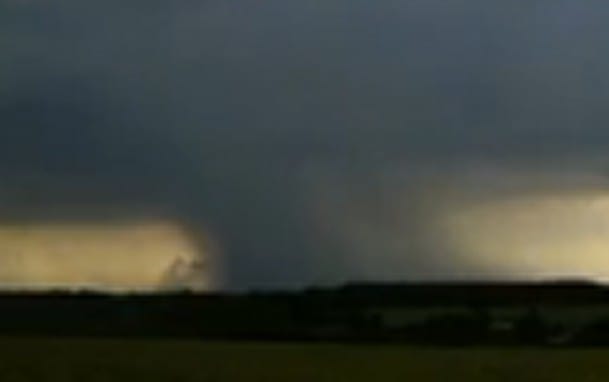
[{"x1": 0, "y1": 220, "x2": 219, "y2": 292}]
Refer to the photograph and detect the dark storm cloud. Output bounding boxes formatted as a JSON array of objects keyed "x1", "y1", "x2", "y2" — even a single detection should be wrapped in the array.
[{"x1": 3, "y1": 0, "x2": 609, "y2": 288}]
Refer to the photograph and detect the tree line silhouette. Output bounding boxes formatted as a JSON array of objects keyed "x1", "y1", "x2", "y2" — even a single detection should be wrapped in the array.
[{"x1": 0, "y1": 282, "x2": 607, "y2": 345}]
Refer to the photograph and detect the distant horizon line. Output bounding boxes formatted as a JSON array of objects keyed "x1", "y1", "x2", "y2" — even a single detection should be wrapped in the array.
[{"x1": 0, "y1": 277, "x2": 601, "y2": 296}]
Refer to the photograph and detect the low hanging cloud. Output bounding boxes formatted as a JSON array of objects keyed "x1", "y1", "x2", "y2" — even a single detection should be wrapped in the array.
[
  {"x1": 309, "y1": 165, "x2": 609, "y2": 283},
  {"x1": 3, "y1": 0, "x2": 609, "y2": 289}
]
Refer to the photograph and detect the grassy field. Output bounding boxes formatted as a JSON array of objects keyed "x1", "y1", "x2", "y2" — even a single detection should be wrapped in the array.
[{"x1": 0, "y1": 338, "x2": 608, "y2": 381}]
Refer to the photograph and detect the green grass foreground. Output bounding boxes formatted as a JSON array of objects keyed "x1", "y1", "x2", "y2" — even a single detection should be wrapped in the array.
[{"x1": 0, "y1": 338, "x2": 607, "y2": 381}]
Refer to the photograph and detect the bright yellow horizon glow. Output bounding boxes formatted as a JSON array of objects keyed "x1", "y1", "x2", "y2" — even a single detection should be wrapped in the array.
[
  {"x1": 436, "y1": 190, "x2": 609, "y2": 282},
  {"x1": 0, "y1": 220, "x2": 218, "y2": 292}
]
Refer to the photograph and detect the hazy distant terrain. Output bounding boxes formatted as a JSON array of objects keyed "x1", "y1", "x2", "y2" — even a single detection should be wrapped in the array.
[{"x1": 0, "y1": 338, "x2": 607, "y2": 381}]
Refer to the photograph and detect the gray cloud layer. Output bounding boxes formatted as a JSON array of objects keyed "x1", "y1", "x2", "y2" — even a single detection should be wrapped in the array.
[{"x1": 3, "y1": 0, "x2": 609, "y2": 289}]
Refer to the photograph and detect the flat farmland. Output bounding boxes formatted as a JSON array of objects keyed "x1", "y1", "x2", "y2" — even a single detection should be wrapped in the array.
[{"x1": 0, "y1": 338, "x2": 606, "y2": 381}]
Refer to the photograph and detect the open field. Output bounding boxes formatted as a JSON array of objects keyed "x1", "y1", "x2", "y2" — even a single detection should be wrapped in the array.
[{"x1": 0, "y1": 338, "x2": 607, "y2": 381}]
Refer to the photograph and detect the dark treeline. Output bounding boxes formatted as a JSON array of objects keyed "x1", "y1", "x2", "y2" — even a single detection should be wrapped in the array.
[{"x1": 1, "y1": 281, "x2": 609, "y2": 345}]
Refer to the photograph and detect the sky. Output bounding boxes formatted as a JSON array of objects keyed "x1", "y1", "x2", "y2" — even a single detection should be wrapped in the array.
[
  {"x1": 0, "y1": 220, "x2": 214, "y2": 291},
  {"x1": 3, "y1": 1, "x2": 609, "y2": 290}
]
